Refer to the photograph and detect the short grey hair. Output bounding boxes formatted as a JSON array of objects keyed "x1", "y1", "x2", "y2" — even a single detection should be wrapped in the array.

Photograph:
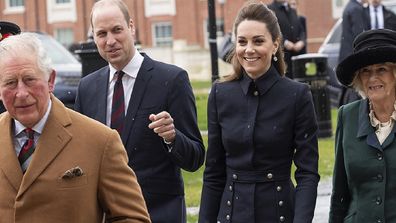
[
  {"x1": 351, "y1": 62, "x2": 396, "y2": 99},
  {"x1": 0, "y1": 33, "x2": 52, "y2": 79}
]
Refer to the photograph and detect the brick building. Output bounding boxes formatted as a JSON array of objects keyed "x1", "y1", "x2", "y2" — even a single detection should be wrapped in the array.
[{"x1": 0, "y1": 0, "x2": 347, "y2": 52}]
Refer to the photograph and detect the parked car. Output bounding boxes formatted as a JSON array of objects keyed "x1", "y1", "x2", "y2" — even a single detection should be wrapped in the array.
[
  {"x1": 318, "y1": 0, "x2": 396, "y2": 107},
  {"x1": 35, "y1": 32, "x2": 82, "y2": 108},
  {"x1": 0, "y1": 32, "x2": 81, "y2": 112}
]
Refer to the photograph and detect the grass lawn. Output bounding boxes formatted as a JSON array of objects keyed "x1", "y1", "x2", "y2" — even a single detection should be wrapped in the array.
[{"x1": 185, "y1": 81, "x2": 338, "y2": 222}]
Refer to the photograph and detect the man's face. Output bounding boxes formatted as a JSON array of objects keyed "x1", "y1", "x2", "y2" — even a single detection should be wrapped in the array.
[
  {"x1": 92, "y1": 4, "x2": 135, "y2": 71},
  {"x1": 369, "y1": 0, "x2": 381, "y2": 7},
  {"x1": 0, "y1": 55, "x2": 55, "y2": 128}
]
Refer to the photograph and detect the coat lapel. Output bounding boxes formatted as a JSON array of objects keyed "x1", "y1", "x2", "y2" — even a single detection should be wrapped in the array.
[
  {"x1": 381, "y1": 126, "x2": 396, "y2": 149},
  {"x1": 95, "y1": 67, "x2": 110, "y2": 124},
  {"x1": 0, "y1": 113, "x2": 23, "y2": 191},
  {"x1": 357, "y1": 100, "x2": 382, "y2": 150},
  {"x1": 122, "y1": 54, "x2": 154, "y2": 144},
  {"x1": 18, "y1": 96, "x2": 72, "y2": 196}
]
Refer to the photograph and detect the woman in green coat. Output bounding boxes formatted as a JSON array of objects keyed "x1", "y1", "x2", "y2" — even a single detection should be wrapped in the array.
[{"x1": 329, "y1": 29, "x2": 396, "y2": 223}]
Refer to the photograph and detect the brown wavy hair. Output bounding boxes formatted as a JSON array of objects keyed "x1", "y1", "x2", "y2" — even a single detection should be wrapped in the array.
[{"x1": 222, "y1": 1, "x2": 286, "y2": 82}]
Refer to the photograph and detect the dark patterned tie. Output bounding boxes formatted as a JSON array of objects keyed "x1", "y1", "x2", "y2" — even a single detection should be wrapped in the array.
[
  {"x1": 374, "y1": 7, "x2": 379, "y2": 29},
  {"x1": 18, "y1": 128, "x2": 35, "y2": 172},
  {"x1": 111, "y1": 70, "x2": 125, "y2": 135}
]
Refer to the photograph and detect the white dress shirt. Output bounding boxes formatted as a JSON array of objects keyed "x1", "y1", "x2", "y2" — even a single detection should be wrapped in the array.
[
  {"x1": 14, "y1": 100, "x2": 52, "y2": 170},
  {"x1": 370, "y1": 5, "x2": 384, "y2": 29},
  {"x1": 106, "y1": 49, "x2": 144, "y2": 127}
]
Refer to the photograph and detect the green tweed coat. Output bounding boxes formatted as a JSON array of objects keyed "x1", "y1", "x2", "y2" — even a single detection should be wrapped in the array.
[{"x1": 329, "y1": 99, "x2": 396, "y2": 223}]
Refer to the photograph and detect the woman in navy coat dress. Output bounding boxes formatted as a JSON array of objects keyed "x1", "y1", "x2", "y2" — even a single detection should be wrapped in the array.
[{"x1": 198, "y1": 2, "x2": 320, "y2": 223}]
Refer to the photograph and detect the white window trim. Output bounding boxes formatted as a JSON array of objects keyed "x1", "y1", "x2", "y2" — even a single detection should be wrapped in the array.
[
  {"x1": 47, "y1": 0, "x2": 77, "y2": 23},
  {"x1": 54, "y1": 0, "x2": 73, "y2": 9},
  {"x1": 145, "y1": 0, "x2": 176, "y2": 17},
  {"x1": 152, "y1": 22, "x2": 173, "y2": 47},
  {"x1": 3, "y1": 0, "x2": 25, "y2": 14}
]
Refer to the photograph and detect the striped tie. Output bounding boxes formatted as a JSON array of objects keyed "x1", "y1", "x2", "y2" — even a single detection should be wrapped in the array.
[
  {"x1": 18, "y1": 128, "x2": 35, "y2": 172},
  {"x1": 111, "y1": 70, "x2": 125, "y2": 135},
  {"x1": 374, "y1": 7, "x2": 379, "y2": 29}
]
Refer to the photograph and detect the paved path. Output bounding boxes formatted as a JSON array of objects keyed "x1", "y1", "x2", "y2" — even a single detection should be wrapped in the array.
[
  {"x1": 187, "y1": 178, "x2": 332, "y2": 223},
  {"x1": 312, "y1": 178, "x2": 332, "y2": 223}
]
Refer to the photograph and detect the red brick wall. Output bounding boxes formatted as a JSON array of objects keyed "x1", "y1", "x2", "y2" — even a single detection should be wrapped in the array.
[{"x1": 0, "y1": 0, "x2": 338, "y2": 52}]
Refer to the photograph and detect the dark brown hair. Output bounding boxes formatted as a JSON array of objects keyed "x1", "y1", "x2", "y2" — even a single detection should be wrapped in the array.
[{"x1": 223, "y1": 1, "x2": 286, "y2": 81}]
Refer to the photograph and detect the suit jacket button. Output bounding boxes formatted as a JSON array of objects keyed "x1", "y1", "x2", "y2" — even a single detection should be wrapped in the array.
[
  {"x1": 377, "y1": 174, "x2": 383, "y2": 182},
  {"x1": 227, "y1": 200, "x2": 231, "y2": 206},
  {"x1": 280, "y1": 216, "x2": 285, "y2": 222},
  {"x1": 267, "y1": 173, "x2": 273, "y2": 179},
  {"x1": 277, "y1": 186, "x2": 282, "y2": 191},
  {"x1": 229, "y1": 185, "x2": 233, "y2": 191},
  {"x1": 232, "y1": 174, "x2": 238, "y2": 180},
  {"x1": 376, "y1": 196, "x2": 382, "y2": 205},
  {"x1": 226, "y1": 215, "x2": 230, "y2": 220},
  {"x1": 278, "y1": 200, "x2": 284, "y2": 206}
]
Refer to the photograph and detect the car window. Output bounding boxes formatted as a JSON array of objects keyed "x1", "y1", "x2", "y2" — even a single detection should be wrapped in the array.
[
  {"x1": 33, "y1": 33, "x2": 79, "y2": 65},
  {"x1": 327, "y1": 20, "x2": 342, "y2": 44}
]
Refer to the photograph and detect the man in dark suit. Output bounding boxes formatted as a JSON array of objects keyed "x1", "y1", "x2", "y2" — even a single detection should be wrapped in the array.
[
  {"x1": 74, "y1": 0, "x2": 205, "y2": 222},
  {"x1": 338, "y1": 0, "x2": 368, "y2": 106},
  {"x1": 365, "y1": 0, "x2": 396, "y2": 30},
  {"x1": 0, "y1": 32, "x2": 150, "y2": 223},
  {"x1": 339, "y1": 0, "x2": 368, "y2": 63},
  {"x1": 289, "y1": 0, "x2": 307, "y2": 54},
  {"x1": 268, "y1": 0, "x2": 306, "y2": 78}
]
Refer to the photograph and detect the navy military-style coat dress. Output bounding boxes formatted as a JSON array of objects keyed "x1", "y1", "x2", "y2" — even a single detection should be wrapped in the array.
[{"x1": 198, "y1": 66, "x2": 320, "y2": 223}]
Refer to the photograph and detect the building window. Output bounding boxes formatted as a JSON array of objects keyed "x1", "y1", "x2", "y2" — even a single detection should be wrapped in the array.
[
  {"x1": 4, "y1": 0, "x2": 25, "y2": 14},
  {"x1": 145, "y1": 0, "x2": 176, "y2": 17},
  {"x1": 55, "y1": 28, "x2": 74, "y2": 48},
  {"x1": 9, "y1": 0, "x2": 25, "y2": 7},
  {"x1": 217, "y1": 19, "x2": 225, "y2": 36},
  {"x1": 153, "y1": 23, "x2": 173, "y2": 47},
  {"x1": 47, "y1": 0, "x2": 77, "y2": 23}
]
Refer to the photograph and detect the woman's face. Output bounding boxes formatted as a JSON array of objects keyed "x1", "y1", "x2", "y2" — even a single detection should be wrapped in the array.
[
  {"x1": 358, "y1": 63, "x2": 396, "y2": 102},
  {"x1": 236, "y1": 20, "x2": 278, "y2": 79}
]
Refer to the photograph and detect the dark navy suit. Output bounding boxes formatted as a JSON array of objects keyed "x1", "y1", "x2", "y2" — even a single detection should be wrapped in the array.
[
  {"x1": 339, "y1": 0, "x2": 368, "y2": 62},
  {"x1": 199, "y1": 66, "x2": 319, "y2": 223},
  {"x1": 363, "y1": 4, "x2": 396, "y2": 31},
  {"x1": 75, "y1": 53, "x2": 205, "y2": 223},
  {"x1": 268, "y1": 1, "x2": 306, "y2": 78}
]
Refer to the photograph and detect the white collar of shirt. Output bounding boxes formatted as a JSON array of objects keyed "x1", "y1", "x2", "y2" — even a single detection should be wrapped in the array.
[
  {"x1": 369, "y1": 5, "x2": 384, "y2": 29},
  {"x1": 13, "y1": 99, "x2": 52, "y2": 159},
  {"x1": 14, "y1": 99, "x2": 52, "y2": 137},
  {"x1": 369, "y1": 100, "x2": 396, "y2": 145},
  {"x1": 105, "y1": 49, "x2": 144, "y2": 127},
  {"x1": 108, "y1": 49, "x2": 144, "y2": 82}
]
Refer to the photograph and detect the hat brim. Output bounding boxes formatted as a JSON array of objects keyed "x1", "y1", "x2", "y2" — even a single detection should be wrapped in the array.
[
  {"x1": 0, "y1": 21, "x2": 21, "y2": 35},
  {"x1": 336, "y1": 46, "x2": 396, "y2": 86}
]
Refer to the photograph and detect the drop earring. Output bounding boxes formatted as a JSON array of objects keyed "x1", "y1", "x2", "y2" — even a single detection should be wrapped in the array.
[{"x1": 273, "y1": 54, "x2": 278, "y2": 62}]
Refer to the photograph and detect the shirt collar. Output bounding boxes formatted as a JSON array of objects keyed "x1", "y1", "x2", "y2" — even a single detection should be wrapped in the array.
[
  {"x1": 109, "y1": 49, "x2": 144, "y2": 81},
  {"x1": 14, "y1": 99, "x2": 52, "y2": 136},
  {"x1": 240, "y1": 66, "x2": 281, "y2": 96},
  {"x1": 370, "y1": 5, "x2": 382, "y2": 12},
  {"x1": 369, "y1": 100, "x2": 396, "y2": 128}
]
